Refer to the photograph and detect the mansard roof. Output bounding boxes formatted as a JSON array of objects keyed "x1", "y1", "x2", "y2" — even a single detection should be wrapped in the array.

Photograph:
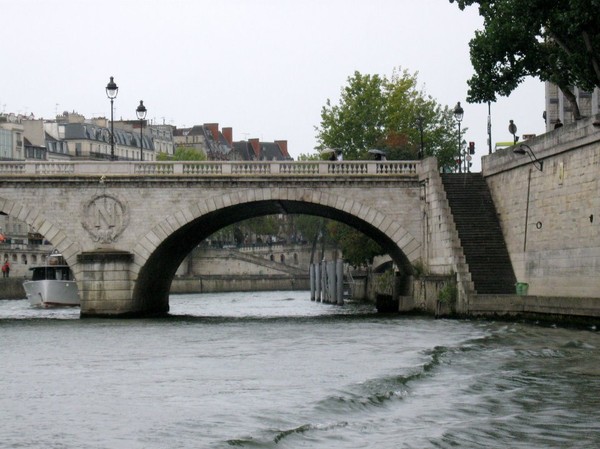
[
  {"x1": 62, "y1": 122, "x2": 154, "y2": 150},
  {"x1": 261, "y1": 142, "x2": 291, "y2": 161},
  {"x1": 231, "y1": 140, "x2": 292, "y2": 161}
]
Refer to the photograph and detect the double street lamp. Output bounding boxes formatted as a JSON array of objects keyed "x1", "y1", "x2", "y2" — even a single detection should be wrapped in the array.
[
  {"x1": 136, "y1": 100, "x2": 147, "y2": 161},
  {"x1": 453, "y1": 102, "x2": 464, "y2": 173},
  {"x1": 105, "y1": 76, "x2": 119, "y2": 160}
]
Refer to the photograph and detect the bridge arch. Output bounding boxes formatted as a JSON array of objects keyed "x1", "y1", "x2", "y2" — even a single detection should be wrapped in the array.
[
  {"x1": 132, "y1": 188, "x2": 421, "y2": 315},
  {"x1": 0, "y1": 195, "x2": 82, "y2": 269}
]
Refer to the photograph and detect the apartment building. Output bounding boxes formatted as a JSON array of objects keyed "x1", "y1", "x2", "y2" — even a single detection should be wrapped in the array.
[
  {"x1": 174, "y1": 122, "x2": 291, "y2": 161},
  {"x1": 545, "y1": 83, "x2": 600, "y2": 130},
  {"x1": 0, "y1": 114, "x2": 24, "y2": 160}
]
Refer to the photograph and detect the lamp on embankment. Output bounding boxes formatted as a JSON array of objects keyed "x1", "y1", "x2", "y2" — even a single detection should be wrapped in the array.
[
  {"x1": 415, "y1": 115, "x2": 424, "y2": 159},
  {"x1": 513, "y1": 143, "x2": 543, "y2": 171},
  {"x1": 105, "y1": 76, "x2": 119, "y2": 160},
  {"x1": 136, "y1": 100, "x2": 147, "y2": 161},
  {"x1": 453, "y1": 102, "x2": 464, "y2": 172}
]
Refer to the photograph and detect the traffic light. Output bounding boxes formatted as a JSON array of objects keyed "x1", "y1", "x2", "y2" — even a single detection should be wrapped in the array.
[{"x1": 468, "y1": 141, "x2": 475, "y2": 155}]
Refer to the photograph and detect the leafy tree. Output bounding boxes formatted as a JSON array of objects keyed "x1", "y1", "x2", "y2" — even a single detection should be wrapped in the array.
[
  {"x1": 450, "y1": 0, "x2": 600, "y2": 118},
  {"x1": 295, "y1": 215, "x2": 326, "y2": 264},
  {"x1": 326, "y1": 220, "x2": 383, "y2": 267},
  {"x1": 296, "y1": 152, "x2": 321, "y2": 161},
  {"x1": 157, "y1": 146, "x2": 207, "y2": 161},
  {"x1": 316, "y1": 68, "x2": 460, "y2": 170},
  {"x1": 241, "y1": 216, "x2": 279, "y2": 237},
  {"x1": 233, "y1": 227, "x2": 245, "y2": 245}
]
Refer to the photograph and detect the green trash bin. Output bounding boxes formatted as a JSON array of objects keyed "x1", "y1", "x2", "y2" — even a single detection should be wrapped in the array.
[{"x1": 516, "y1": 282, "x2": 529, "y2": 296}]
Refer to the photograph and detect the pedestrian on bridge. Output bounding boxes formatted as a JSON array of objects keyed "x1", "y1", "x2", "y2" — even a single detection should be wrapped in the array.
[{"x1": 2, "y1": 260, "x2": 10, "y2": 278}]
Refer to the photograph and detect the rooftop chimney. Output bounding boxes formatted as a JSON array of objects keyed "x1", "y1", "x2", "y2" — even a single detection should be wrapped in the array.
[
  {"x1": 222, "y1": 127, "x2": 233, "y2": 146},
  {"x1": 204, "y1": 123, "x2": 219, "y2": 141},
  {"x1": 275, "y1": 140, "x2": 289, "y2": 158},
  {"x1": 249, "y1": 138, "x2": 261, "y2": 158}
]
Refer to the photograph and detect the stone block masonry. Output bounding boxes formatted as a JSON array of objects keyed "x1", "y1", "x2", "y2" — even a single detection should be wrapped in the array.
[
  {"x1": 0, "y1": 161, "x2": 423, "y2": 316},
  {"x1": 482, "y1": 115, "x2": 600, "y2": 298}
]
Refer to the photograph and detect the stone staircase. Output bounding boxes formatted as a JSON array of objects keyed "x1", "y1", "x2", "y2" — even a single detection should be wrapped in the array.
[
  {"x1": 441, "y1": 173, "x2": 516, "y2": 294},
  {"x1": 224, "y1": 250, "x2": 307, "y2": 276}
]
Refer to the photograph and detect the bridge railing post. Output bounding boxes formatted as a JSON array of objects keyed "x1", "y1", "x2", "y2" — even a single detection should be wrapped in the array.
[{"x1": 25, "y1": 163, "x2": 37, "y2": 175}]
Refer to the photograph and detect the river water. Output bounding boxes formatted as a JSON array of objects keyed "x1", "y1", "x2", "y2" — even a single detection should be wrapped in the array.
[{"x1": 1, "y1": 291, "x2": 599, "y2": 449}]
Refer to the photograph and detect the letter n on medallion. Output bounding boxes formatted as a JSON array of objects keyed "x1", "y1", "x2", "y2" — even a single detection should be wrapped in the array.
[{"x1": 82, "y1": 194, "x2": 129, "y2": 243}]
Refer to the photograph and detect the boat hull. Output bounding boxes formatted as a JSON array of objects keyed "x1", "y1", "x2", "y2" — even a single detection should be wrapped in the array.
[{"x1": 23, "y1": 280, "x2": 80, "y2": 307}]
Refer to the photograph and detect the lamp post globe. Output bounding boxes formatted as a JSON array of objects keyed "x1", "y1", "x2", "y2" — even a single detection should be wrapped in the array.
[
  {"x1": 453, "y1": 101, "x2": 464, "y2": 122},
  {"x1": 136, "y1": 100, "x2": 147, "y2": 161},
  {"x1": 453, "y1": 102, "x2": 464, "y2": 173},
  {"x1": 105, "y1": 76, "x2": 119, "y2": 160}
]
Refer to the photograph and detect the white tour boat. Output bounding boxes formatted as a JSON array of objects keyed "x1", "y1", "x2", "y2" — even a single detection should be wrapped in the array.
[{"x1": 23, "y1": 251, "x2": 80, "y2": 307}]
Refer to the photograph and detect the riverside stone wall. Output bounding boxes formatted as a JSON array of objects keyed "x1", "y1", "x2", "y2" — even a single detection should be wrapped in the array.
[
  {"x1": 170, "y1": 275, "x2": 310, "y2": 294},
  {"x1": 482, "y1": 115, "x2": 600, "y2": 298},
  {"x1": 0, "y1": 278, "x2": 26, "y2": 299}
]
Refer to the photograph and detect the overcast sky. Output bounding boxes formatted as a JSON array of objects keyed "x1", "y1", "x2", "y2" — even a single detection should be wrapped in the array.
[{"x1": 2, "y1": 0, "x2": 545, "y2": 168}]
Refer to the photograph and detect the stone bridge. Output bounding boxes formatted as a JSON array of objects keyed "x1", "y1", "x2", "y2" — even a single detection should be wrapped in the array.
[{"x1": 0, "y1": 160, "x2": 436, "y2": 317}]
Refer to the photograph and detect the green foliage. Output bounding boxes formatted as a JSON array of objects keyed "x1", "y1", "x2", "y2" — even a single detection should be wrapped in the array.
[
  {"x1": 315, "y1": 68, "x2": 461, "y2": 170},
  {"x1": 238, "y1": 216, "x2": 279, "y2": 237},
  {"x1": 208, "y1": 215, "x2": 280, "y2": 245},
  {"x1": 326, "y1": 220, "x2": 384, "y2": 267},
  {"x1": 296, "y1": 152, "x2": 322, "y2": 161},
  {"x1": 411, "y1": 260, "x2": 428, "y2": 278},
  {"x1": 293, "y1": 215, "x2": 322, "y2": 240},
  {"x1": 157, "y1": 146, "x2": 207, "y2": 161},
  {"x1": 450, "y1": 0, "x2": 600, "y2": 112},
  {"x1": 375, "y1": 269, "x2": 395, "y2": 295},
  {"x1": 438, "y1": 283, "x2": 457, "y2": 305}
]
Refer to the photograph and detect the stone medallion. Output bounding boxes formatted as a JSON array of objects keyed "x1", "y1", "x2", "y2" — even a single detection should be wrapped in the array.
[{"x1": 82, "y1": 194, "x2": 129, "y2": 243}]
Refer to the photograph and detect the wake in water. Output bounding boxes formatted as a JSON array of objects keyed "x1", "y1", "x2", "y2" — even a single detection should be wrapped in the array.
[
  {"x1": 220, "y1": 343, "x2": 463, "y2": 448},
  {"x1": 2, "y1": 294, "x2": 599, "y2": 449},
  {"x1": 218, "y1": 324, "x2": 600, "y2": 449}
]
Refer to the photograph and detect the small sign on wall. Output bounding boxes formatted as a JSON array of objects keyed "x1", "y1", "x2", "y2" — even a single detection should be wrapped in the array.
[{"x1": 557, "y1": 161, "x2": 564, "y2": 185}]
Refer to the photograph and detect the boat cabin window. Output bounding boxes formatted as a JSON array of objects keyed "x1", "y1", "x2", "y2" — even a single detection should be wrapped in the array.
[{"x1": 31, "y1": 266, "x2": 72, "y2": 281}]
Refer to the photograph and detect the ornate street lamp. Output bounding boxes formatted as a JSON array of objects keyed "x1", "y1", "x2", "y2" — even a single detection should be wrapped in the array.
[
  {"x1": 136, "y1": 100, "x2": 147, "y2": 161},
  {"x1": 105, "y1": 76, "x2": 119, "y2": 160},
  {"x1": 453, "y1": 102, "x2": 464, "y2": 173}
]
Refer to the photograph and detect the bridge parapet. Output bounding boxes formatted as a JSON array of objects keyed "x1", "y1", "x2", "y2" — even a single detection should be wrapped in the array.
[{"x1": 0, "y1": 160, "x2": 419, "y2": 177}]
